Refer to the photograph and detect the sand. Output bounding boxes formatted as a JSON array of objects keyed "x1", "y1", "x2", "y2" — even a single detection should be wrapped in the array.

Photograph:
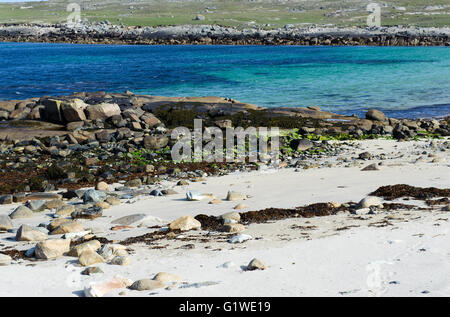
[{"x1": 0, "y1": 139, "x2": 448, "y2": 297}]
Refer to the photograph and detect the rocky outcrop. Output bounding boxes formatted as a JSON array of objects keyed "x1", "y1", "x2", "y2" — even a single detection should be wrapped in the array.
[{"x1": 0, "y1": 23, "x2": 449, "y2": 46}]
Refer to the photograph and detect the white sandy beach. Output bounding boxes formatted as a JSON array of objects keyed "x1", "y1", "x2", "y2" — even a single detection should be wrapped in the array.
[{"x1": 0, "y1": 139, "x2": 448, "y2": 297}]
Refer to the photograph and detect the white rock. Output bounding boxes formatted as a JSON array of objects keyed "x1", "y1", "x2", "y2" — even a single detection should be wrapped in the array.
[
  {"x1": 228, "y1": 234, "x2": 252, "y2": 244},
  {"x1": 63, "y1": 230, "x2": 91, "y2": 240},
  {"x1": 358, "y1": 196, "x2": 383, "y2": 209},
  {"x1": 186, "y1": 190, "x2": 204, "y2": 201},
  {"x1": 84, "y1": 276, "x2": 133, "y2": 297}
]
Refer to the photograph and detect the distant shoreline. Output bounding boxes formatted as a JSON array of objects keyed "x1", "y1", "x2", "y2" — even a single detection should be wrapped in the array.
[{"x1": 0, "y1": 23, "x2": 449, "y2": 46}]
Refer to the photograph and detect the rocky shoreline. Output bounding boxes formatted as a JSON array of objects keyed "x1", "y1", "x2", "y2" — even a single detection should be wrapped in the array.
[
  {"x1": 0, "y1": 91, "x2": 448, "y2": 196},
  {"x1": 1, "y1": 23, "x2": 449, "y2": 46}
]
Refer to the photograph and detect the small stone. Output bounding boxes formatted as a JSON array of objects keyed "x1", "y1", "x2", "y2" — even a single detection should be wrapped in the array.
[
  {"x1": 358, "y1": 152, "x2": 372, "y2": 160},
  {"x1": 209, "y1": 199, "x2": 222, "y2": 204},
  {"x1": 247, "y1": 258, "x2": 267, "y2": 271},
  {"x1": 0, "y1": 195, "x2": 13, "y2": 205},
  {"x1": 220, "y1": 212, "x2": 241, "y2": 223},
  {"x1": 56, "y1": 204, "x2": 76, "y2": 216},
  {"x1": 110, "y1": 256, "x2": 131, "y2": 266},
  {"x1": 111, "y1": 225, "x2": 134, "y2": 231},
  {"x1": 79, "y1": 250, "x2": 105, "y2": 267},
  {"x1": 291, "y1": 139, "x2": 314, "y2": 151},
  {"x1": 153, "y1": 272, "x2": 181, "y2": 283},
  {"x1": 48, "y1": 218, "x2": 71, "y2": 231},
  {"x1": 358, "y1": 196, "x2": 383, "y2": 209},
  {"x1": 361, "y1": 163, "x2": 380, "y2": 171},
  {"x1": 68, "y1": 240, "x2": 101, "y2": 257},
  {"x1": 84, "y1": 276, "x2": 133, "y2": 297},
  {"x1": 16, "y1": 224, "x2": 48, "y2": 241},
  {"x1": 95, "y1": 201, "x2": 110, "y2": 209},
  {"x1": 81, "y1": 266, "x2": 104, "y2": 275},
  {"x1": 226, "y1": 191, "x2": 246, "y2": 201},
  {"x1": 177, "y1": 180, "x2": 189, "y2": 186},
  {"x1": 125, "y1": 179, "x2": 142, "y2": 188},
  {"x1": 71, "y1": 207, "x2": 103, "y2": 220},
  {"x1": 129, "y1": 279, "x2": 165, "y2": 291},
  {"x1": 35, "y1": 239, "x2": 71, "y2": 259},
  {"x1": 169, "y1": 215, "x2": 202, "y2": 232},
  {"x1": 228, "y1": 234, "x2": 252, "y2": 244},
  {"x1": 96, "y1": 182, "x2": 109, "y2": 191},
  {"x1": 9, "y1": 206, "x2": 33, "y2": 219},
  {"x1": 99, "y1": 244, "x2": 128, "y2": 261},
  {"x1": 111, "y1": 214, "x2": 146, "y2": 226},
  {"x1": 83, "y1": 189, "x2": 107, "y2": 203},
  {"x1": 162, "y1": 189, "x2": 178, "y2": 195}
]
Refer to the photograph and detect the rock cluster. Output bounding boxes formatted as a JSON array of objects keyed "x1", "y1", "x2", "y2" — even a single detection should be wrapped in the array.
[{"x1": 0, "y1": 23, "x2": 448, "y2": 46}]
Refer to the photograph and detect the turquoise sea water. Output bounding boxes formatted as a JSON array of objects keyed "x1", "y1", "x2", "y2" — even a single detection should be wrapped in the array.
[{"x1": 0, "y1": 42, "x2": 449, "y2": 118}]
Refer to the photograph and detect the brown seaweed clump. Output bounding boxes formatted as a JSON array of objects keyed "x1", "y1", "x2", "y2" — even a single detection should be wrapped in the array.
[{"x1": 371, "y1": 184, "x2": 450, "y2": 201}]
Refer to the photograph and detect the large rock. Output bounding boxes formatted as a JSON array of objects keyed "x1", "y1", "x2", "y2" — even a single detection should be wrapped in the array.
[
  {"x1": 0, "y1": 215, "x2": 13, "y2": 231},
  {"x1": 366, "y1": 109, "x2": 387, "y2": 122},
  {"x1": 83, "y1": 189, "x2": 107, "y2": 203},
  {"x1": 61, "y1": 99, "x2": 87, "y2": 122},
  {"x1": 16, "y1": 225, "x2": 47, "y2": 241},
  {"x1": 169, "y1": 215, "x2": 201, "y2": 231},
  {"x1": 85, "y1": 103, "x2": 121, "y2": 120},
  {"x1": 35, "y1": 239, "x2": 70, "y2": 259},
  {"x1": 9, "y1": 206, "x2": 34, "y2": 219}
]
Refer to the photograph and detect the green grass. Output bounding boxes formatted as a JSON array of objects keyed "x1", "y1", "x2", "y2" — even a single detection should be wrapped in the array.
[{"x1": 0, "y1": 0, "x2": 448, "y2": 28}]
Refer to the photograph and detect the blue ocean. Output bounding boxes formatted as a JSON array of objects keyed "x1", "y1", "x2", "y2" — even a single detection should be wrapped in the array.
[{"x1": 0, "y1": 42, "x2": 449, "y2": 118}]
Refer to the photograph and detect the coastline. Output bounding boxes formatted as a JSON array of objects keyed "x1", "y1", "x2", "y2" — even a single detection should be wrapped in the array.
[
  {"x1": 0, "y1": 91, "x2": 448, "y2": 297},
  {"x1": 0, "y1": 139, "x2": 449, "y2": 296},
  {"x1": 1, "y1": 23, "x2": 449, "y2": 46}
]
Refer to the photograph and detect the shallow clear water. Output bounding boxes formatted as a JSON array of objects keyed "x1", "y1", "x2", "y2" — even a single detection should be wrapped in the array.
[{"x1": 0, "y1": 42, "x2": 449, "y2": 118}]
